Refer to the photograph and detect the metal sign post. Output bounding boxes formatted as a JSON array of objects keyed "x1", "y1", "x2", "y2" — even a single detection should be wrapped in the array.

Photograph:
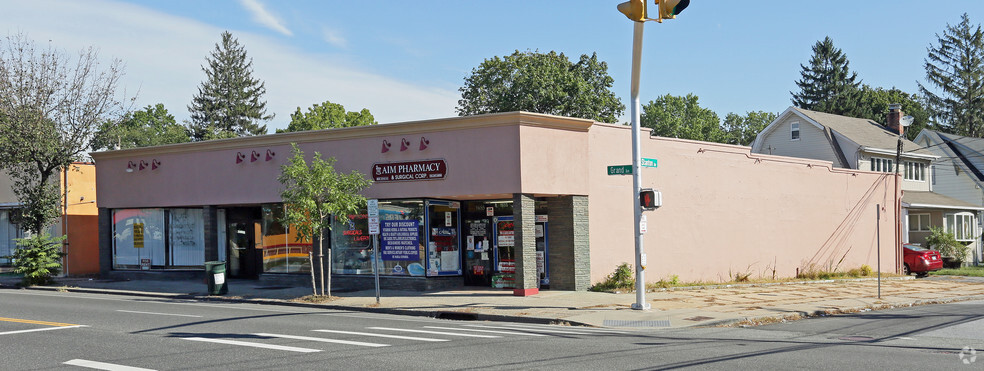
[{"x1": 368, "y1": 199, "x2": 381, "y2": 304}]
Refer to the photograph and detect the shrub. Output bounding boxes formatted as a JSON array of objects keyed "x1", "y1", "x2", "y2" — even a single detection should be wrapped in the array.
[
  {"x1": 926, "y1": 227, "x2": 968, "y2": 265},
  {"x1": 590, "y1": 263, "x2": 635, "y2": 292},
  {"x1": 9, "y1": 234, "x2": 66, "y2": 286}
]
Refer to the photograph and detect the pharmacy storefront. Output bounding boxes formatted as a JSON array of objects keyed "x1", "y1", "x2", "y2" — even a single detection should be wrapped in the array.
[{"x1": 94, "y1": 113, "x2": 594, "y2": 295}]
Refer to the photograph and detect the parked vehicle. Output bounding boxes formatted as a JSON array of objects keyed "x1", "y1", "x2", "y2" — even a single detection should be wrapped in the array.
[{"x1": 902, "y1": 244, "x2": 943, "y2": 277}]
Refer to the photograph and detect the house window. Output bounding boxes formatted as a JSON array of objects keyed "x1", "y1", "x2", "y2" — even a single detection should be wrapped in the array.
[
  {"x1": 904, "y1": 161, "x2": 926, "y2": 181},
  {"x1": 944, "y1": 212, "x2": 976, "y2": 242},
  {"x1": 870, "y1": 157, "x2": 894, "y2": 173},
  {"x1": 908, "y1": 213, "x2": 931, "y2": 232},
  {"x1": 791, "y1": 122, "x2": 800, "y2": 140}
]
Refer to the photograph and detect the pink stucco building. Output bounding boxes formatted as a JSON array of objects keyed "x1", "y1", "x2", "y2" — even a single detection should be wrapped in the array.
[{"x1": 92, "y1": 112, "x2": 901, "y2": 295}]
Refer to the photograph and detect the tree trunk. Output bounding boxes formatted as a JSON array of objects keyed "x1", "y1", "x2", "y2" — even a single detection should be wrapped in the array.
[
  {"x1": 326, "y1": 248, "x2": 332, "y2": 298},
  {"x1": 309, "y1": 251, "x2": 317, "y2": 297},
  {"x1": 316, "y1": 232, "x2": 325, "y2": 296}
]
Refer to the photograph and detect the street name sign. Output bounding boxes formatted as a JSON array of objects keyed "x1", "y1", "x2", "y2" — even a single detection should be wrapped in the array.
[
  {"x1": 607, "y1": 165, "x2": 633, "y2": 175},
  {"x1": 642, "y1": 158, "x2": 658, "y2": 168}
]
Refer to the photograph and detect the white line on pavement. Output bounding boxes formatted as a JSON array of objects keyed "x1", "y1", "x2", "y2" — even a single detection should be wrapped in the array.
[
  {"x1": 0, "y1": 325, "x2": 88, "y2": 336},
  {"x1": 368, "y1": 327, "x2": 501, "y2": 338},
  {"x1": 254, "y1": 333, "x2": 389, "y2": 347},
  {"x1": 463, "y1": 324, "x2": 594, "y2": 335},
  {"x1": 116, "y1": 310, "x2": 203, "y2": 318},
  {"x1": 494, "y1": 323, "x2": 630, "y2": 334},
  {"x1": 312, "y1": 329, "x2": 448, "y2": 342},
  {"x1": 63, "y1": 359, "x2": 156, "y2": 371},
  {"x1": 421, "y1": 326, "x2": 548, "y2": 336},
  {"x1": 181, "y1": 337, "x2": 322, "y2": 353}
]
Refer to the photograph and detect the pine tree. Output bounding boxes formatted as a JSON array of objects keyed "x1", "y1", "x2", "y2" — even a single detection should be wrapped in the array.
[
  {"x1": 188, "y1": 31, "x2": 272, "y2": 140},
  {"x1": 790, "y1": 37, "x2": 861, "y2": 115},
  {"x1": 918, "y1": 13, "x2": 984, "y2": 138}
]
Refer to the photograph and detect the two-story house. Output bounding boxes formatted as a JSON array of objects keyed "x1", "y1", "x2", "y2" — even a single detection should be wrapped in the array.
[{"x1": 752, "y1": 105, "x2": 982, "y2": 267}]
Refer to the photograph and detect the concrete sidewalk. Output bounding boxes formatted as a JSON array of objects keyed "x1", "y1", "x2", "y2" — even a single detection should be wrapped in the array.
[{"x1": 2, "y1": 275, "x2": 984, "y2": 329}]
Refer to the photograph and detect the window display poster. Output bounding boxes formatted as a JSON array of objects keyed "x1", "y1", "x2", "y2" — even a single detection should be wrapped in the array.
[{"x1": 380, "y1": 220, "x2": 420, "y2": 261}]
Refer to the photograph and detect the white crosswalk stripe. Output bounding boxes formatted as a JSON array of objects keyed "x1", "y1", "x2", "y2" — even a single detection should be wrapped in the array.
[
  {"x1": 496, "y1": 323, "x2": 630, "y2": 334},
  {"x1": 368, "y1": 327, "x2": 501, "y2": 338},
  {"x1": 463, "y1": 324, "x2": 596, "y2": 335},
  {"x1": 312, "y1": 329, "x2": 449, "y2": 342},
  {"x1": 422, "y1": 326, "x2": 548, "y2": 336},
  {"x1": 181, "y1": 337, "x2": 322, "y2": 353},
  {"x1": 254, "y1": 333, "x2": 389, "y2": 347}
]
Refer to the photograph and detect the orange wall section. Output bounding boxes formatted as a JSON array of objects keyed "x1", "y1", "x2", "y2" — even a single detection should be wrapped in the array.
[{"x1": 62, "y1": 163, "x2": 99, "y2": 275}]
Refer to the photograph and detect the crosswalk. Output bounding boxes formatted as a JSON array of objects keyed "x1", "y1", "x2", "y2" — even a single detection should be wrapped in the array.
[{"x1": 181, "y1": 323, "x2": 626, "y2": 353}]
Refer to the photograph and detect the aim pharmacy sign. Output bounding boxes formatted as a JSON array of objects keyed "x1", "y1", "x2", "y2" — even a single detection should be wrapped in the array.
[{"x1": 373, "y1": 159, "x2": 447, "y2": 182}]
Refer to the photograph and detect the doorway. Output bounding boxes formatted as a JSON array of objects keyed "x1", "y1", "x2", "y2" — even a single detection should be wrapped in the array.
[{"x1": 224, "y1": 208, "x2": 262, "y2": 279}]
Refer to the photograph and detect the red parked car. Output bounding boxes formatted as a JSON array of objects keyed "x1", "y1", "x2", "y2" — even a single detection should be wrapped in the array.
[{"x1": 903, "y1": 244, "x2": 943, "y2": 277}]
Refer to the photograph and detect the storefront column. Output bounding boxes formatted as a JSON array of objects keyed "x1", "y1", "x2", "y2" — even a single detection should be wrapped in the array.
[
  {"x1": 98, "y1": 207, "x2": 112, "y2": 276},
  {"x1": 547, "y1": 195, "x2": 590, "y2": 291},
  {"x1": 203, "y1": 206, "x2": 219, "y2": 262},
  {"x1": 513, "y1": 193, "x2": 538, "y2": 296}
]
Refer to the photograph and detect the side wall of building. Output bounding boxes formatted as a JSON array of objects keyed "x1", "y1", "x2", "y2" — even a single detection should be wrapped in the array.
[
  {"x1": 754, "y1": 114, "x2": 839, "y2": 164},
  {"x1": 588, "y1": 124, "x2": 899, "y2": 284}
]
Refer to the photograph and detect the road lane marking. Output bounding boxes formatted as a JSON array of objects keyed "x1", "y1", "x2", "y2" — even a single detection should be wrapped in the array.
[
  {"x1": 116, "y1": 310, "x2": 203, "y2": 318},
  {"x1": 0, "y1": 325, "x2": 87, "y2": 335},
  {"x1": 254, "y1": 333, "x2": 389, "y2": 347},
  {"x1": 63, "y1": 359, "x2": 156, "y2": 371},
  {"x1": 422, "y1": 326, "x2": 548, "y2": 336},
  {"x1": 368, "y1": 327, "x2": 500, "y2": 338},
  {"x1": 463, "y1": 324, "x2": 594, "y2": 335},
  {"x1": 312, "y1": 329, "x2": 448, "y2": 342},
  {"x1": 495, "y1": 323, "x2": 630, "y2": 334},
  {"x1": 0, "y1": 317, "x2": 80, "y2": 327},
  {"x1": 181, "y1": 337, "x2": 322, "y2": 353}
]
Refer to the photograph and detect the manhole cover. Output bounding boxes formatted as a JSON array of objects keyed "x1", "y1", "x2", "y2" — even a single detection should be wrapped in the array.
[
  {"x1": 603, "y1": 320, "x2": 671, "y2": 328},
  {"x1": 838, "y1": 336, "x2": 875, "y2": 342}
]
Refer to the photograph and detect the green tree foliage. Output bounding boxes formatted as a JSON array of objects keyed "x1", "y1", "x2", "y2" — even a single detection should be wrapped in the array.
[
  {"x1": 457, "y1": 50, "x2": 625, "y2": 123},
  {"x1": 0, "y1": 33, "x2": 128, "y2": 235},
  {"x1": 926, "y1": 226, "x2": 969, "y2": 266},
  {"x1": 721, "y1": 111, "x2": 777, "y2": 146},
  {"x1": 91, "y1": 104, "x2": 191, "y2": 150},
  {"x1": 276, "y1": 101, "x2": 377, "y2": 133},
  {"x1": 278, "y1": 143, "x2": 372, "y2": 297},
  {"x1": 791, "y1": 37, "x2": 862, "y2": 115},
  {"x1": 852, "y1": 85, "x2": 930, "y2": 140},
  {"x1": 641, "y1": 94, "x2": 724, "y2": 142},
  {"x1": 918, "y1": 13, "x2": 984, "y2": 138},
  {"x1": 9, "y1": 234, "x2": 66, "y2": 286},
  {"x1": 188, "y1": 31, "x2": 272, "y2": 141}
]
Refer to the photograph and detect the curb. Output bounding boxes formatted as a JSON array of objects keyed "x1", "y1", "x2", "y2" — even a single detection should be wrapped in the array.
[{"x1": 0, "y1": 284, "x2": 591, "y2": 327}]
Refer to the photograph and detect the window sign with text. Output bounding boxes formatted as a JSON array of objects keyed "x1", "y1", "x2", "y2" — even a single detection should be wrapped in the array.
[{"x1": 381, "y1": 220, "x2": 421, "y2": 261}]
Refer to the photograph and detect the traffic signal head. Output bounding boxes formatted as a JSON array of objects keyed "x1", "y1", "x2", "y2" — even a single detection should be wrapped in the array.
[
  {"x1": 617, "y1": 0, "x2": 647, "y2": 22},
  {"x1": 658, "y1": 0, "x2": 690, "y2": 21},
  {"x1": 640, "y1": 188, "x2": 661, "y2": 210}
]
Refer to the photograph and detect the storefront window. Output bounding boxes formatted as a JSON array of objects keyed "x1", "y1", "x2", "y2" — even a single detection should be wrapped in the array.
[
  {"x1": 113, "y1": 209, "x2": 165, "y2": 269},
  {"x1": 331, "y1": 200, "x2": 426, "y2": 276},
  {"x1": 427, "y1": 201, "x2": 460, "y2": 276},
  {"x1": 0, "y1": 210, "x2": 24, "y2": 266},
  {"x1": 169, "y1": 209, "x2": 205, "y2": 267},
  {"x1": 261, "y1": 204, "x2": 312, "y2": 274}
]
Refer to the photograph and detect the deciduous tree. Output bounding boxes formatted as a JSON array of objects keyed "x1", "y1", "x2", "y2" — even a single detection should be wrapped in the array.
[
  {"x1": 641, "y1": 94, "x2": 724, "y2": 142},
  {"x1": 188, "y1": 31, "x2": 272, "y2": 140},
  {"x1": 722, "y1": 111, "x2": 777, "y2": 146},
  {"x1": 92, "y1": 103, "x2": 190, "y2": 150},
  {"x1": 276, "y1": 100, "x2": 377, "y2": 133},
  {"x1": 457, "y1": 50, "x2": 624, "y2": 123},
  {"x1": 278, "y1": 144, "x2": 372, "y2": 297}
]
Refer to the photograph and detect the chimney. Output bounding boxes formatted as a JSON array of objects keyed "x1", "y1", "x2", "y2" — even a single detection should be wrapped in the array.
[{"x1": 887, "y1": 103, "x2": 903, "y2": 136}]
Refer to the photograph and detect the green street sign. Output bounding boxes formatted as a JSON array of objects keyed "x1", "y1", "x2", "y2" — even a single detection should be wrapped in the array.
[
  {"x1": 607, "y1": 165, "x2": 633, "y2": 175},
  {"x1": 642, "y1": 158, "x2": 658, "y2": 168}
]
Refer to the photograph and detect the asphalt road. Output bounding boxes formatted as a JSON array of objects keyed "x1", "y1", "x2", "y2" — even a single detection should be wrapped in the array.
[{"x1": 1, "y1": 289, "x2": 982, "y2": 370}]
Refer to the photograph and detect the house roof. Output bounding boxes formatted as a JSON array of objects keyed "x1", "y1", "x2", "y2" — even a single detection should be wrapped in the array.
[
  {"x1": 902, "y1": 191, "x2": 984, "y2": 211},
  {"x1": 791, "y1": 107, "x2": 934, "y2": 156},
  {"x1": 917, "y1": 129, "x2": 984, "y2": 182}
]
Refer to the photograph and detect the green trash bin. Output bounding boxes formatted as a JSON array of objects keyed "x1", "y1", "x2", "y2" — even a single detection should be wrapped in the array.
[{"x1": 205, "y1": 261, "x2": 228, "y2": 295}]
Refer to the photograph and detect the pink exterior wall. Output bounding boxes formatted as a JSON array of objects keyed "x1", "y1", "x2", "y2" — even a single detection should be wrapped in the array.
[
  {"x1": 93, "y1": 112, "x2": 900, "y2": 285},
  {"x1": 587, "y1": 123, "x2": 900, "y2": 283}
]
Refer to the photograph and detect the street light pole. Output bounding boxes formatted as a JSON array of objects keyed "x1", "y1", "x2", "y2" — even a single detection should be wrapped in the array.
[{"x1": 629, "y1": 21, "x2": 650, "y2": 311}]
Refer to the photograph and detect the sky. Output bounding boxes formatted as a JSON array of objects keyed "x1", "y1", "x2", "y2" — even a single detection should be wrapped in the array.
[{"x1": 1, "y1": 0, "x2": 982, "y2": 132}]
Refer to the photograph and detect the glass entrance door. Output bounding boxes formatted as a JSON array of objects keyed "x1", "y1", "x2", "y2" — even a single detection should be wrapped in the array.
[{"x1": 227, "y1": 220, "x2": 260, "y2": 278}]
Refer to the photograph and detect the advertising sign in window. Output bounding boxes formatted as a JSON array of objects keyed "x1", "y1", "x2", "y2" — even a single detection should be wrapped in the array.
[{"x1": 381, "y1": 220, "x2": 421, "y2": 261}]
